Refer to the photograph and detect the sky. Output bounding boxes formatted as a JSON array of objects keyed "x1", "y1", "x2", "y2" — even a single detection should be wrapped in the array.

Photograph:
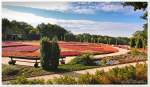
[{"x1": 2, "y1": 2, "x2": 145, "y2": 37}]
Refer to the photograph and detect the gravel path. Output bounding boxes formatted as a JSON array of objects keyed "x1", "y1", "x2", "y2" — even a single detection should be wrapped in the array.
[
  {"x1": 93, "y1": 47, "x2": 130, "y2": 59},
  {"x1": 28, "y1": 61, "x2": 146, "y2": 81}
]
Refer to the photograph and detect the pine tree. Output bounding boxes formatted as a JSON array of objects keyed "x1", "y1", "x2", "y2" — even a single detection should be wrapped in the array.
[
  {"x1": 40, "y1": 36, "x2": 60, "y2": 70},
  {"x1": 40, "y1": 37, "x2": 51, "y2": 70},
  {"x1": 50, "y1": 36, "x2": 60, "y2": 69}
]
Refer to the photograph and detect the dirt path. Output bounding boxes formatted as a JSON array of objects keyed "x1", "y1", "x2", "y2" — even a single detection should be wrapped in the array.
[
  {"x1": 93, "y1": 47, "x2": 130, "y2": 59},
  {"x1": 28, "y1": 61, "x2": 146, "y2": 81}
]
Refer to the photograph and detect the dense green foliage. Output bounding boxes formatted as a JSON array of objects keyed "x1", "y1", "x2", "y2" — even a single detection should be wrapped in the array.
[
  {"x1": 130, "y1": 37, "x2": 136, "y2": 47},
  {"x1": 37, "y1": 23, "x2": 68, "y2": 40},
  {"x1": 2, "y1": 18, "x2": 129, "y2": 45},
  {"x1": 40, "y1": 37, "x2": 51, "y2": 70},
  {"x1": 75, "y1": 33, "x2": 129, "y2": 45},
  {"x1": 124, "y1": 2, "x2": 147, "y2": 48},
  {"x1": 49, "y1": 37, "x2": 60, "y2": 69},
  {"x1": 2, "y1": 18, "x2": 39, "y2": 40},
  {"x1": 10, "y1": 63, "x2": 147, "y2": 84},
  {"x1": 136, "y1": 37, "x2": 143, "y2": 48},
  {"x1": 124, "y1": 2, "x2": 147, "y2": 11},
  {"x1": 40, "y1": 37, "x2": 60, "y2": 70}
]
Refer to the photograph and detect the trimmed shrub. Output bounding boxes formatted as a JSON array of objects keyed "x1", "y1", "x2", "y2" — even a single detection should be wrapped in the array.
[
  {"x1": 40, "y1": 37, "x2": 51, "y2": 70},
  {"x1": 40, "y1": 36, "x2": 60, "y2": 70},
  {"x1": 49, "y1": 36, "x2": 60, "y2": 69},
  {"x1": 69, "y1": 53, "x2": 95, "y2": 65}
]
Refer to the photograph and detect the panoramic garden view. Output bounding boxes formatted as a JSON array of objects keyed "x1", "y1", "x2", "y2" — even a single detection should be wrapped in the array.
[{"x1": 2, "y1": 1, "x2": 148, "y2": 85}]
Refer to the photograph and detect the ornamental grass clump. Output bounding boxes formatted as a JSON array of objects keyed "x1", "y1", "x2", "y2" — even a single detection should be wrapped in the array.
[
  {"x1": 2, "y1": 65, "x2": 19, "y2": 76},
  {"x1": 53, "y1": 76, "x2": 77, "y2": 84},
  {"x1": 135, "y1": 63, "x2": 147, "y2": 81},
  {"x1": 77, "y1": 72, "x2": 99, "y2": 84}
]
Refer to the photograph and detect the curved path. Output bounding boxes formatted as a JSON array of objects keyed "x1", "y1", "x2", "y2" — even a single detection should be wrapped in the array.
[
  {"x1": 28, "y1": 61, "x2": 147, "y2": 81},
  {"x1": 93, "y1": 47, "x2": 130, "y2": 59},
  {"x1": 65, "y1": 47, "x2": 130, "y2": 63}
]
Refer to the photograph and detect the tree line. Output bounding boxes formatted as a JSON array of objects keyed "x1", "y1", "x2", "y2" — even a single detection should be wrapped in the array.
[{"x1": 2, "y1": 18, "x2": 129, "y2": 45}]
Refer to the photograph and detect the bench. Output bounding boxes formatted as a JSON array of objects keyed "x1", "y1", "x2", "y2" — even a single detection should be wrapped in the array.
[{"x1": 8, "y1": 56, "x2": 40, "y2": 68}]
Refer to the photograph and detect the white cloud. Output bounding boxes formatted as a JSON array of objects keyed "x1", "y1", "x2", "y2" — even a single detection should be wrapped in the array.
[
  {"x1": 3, "y1": 2, "x2": 70, "y2": 12},
  {"x1": 97, "y1": 3, "x2": 124, "y2": 12},
  {"x1": 2, "y1": 8, "x2": 57, "y2": 27},
  {"x1": 72, "y1": 8, "x2": 95, "y2": 14},
  {"x1": 2, "y1": 8, "x2": 143, "y2": 37},
  {"x1": 3, "y1": 2, "x2": 144, "y2": 15}
]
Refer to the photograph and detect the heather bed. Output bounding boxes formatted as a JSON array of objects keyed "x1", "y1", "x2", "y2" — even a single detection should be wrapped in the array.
[{"x1": 2, "y1": 41, "x2": 118, "y2": 58}]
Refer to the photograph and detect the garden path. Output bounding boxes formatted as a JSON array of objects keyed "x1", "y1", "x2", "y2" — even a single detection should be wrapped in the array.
[{"x1": 27, "y1": 61, "x2": 146, "y2": 81}]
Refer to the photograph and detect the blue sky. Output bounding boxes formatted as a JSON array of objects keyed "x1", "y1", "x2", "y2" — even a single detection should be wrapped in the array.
[{"x1": 2, "y1": 2, "x2": 145, "y2": 37}]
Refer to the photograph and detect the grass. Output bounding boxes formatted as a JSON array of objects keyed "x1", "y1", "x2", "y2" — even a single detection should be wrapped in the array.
[
  {"x1": 2, "y1": 64, "x2": 99, "y2": 81},
  {"x1": 58, "y1": 64, "x2": 98, "y2": 72}
]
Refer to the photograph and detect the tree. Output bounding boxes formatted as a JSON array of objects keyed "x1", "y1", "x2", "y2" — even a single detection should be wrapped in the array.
[
  {"x1": 123, "y1": 2, "x2": 147, "y2": 11},
  {"x1": 40, "y1": 37, "x2": 51, "y2": 70},
  {"x1": 49, "y1": 36, "x2": 60, "y2": 69},
  {"x1": 40, "y1": 36, "x2": 60, "y2": 70},
  {"x1": 130, "y1": 38, "x2": 136, "y2": 48},
  {"x1": 37, "y1": 23, "x2": 68, "y2": 40},
  {"x1": 124, "y1": 2, "x2": 147, "y2": 48},
  {"x1": 136, "y1": 37, "x2": 143, "y2": 48},
  {"x1": 2, "y1": 18, "x2": 11, "y2": 40},
  {"x1": 64, "y1": 32, "x2": 76, "y2": 41},
  {"x1": 2, "y1": 18, "x2": 36, "y2": 40}
]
